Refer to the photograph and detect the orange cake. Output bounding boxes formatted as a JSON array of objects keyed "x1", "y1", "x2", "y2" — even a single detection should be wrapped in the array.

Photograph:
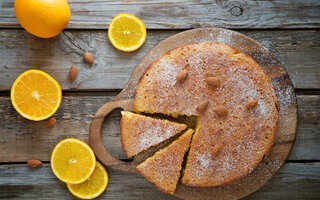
[
  {"x1": 120, "y1": 111, "x2": 187, "y2": 158},
  {"x1": 133, "y1": 42, "x2": 279, "y2": 187},
  {"x1": 136, "y1": 129, "x2": 194, "y2": 194}
]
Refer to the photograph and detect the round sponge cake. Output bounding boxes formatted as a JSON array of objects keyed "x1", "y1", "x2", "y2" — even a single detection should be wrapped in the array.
[{"x1": 133, "y1": 42, "x2": 279, "y2": 187}]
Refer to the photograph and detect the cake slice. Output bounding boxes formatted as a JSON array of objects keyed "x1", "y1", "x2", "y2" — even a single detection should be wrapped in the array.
[
  {"x1": 120, "y1": 111, "x2": 187, "y2": 158},
  {"x1": 136, "y1": 129, "x2": 194, "y2": 194}
]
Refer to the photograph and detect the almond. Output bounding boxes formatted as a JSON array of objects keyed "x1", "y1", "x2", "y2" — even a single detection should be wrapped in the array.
[
  {"x1": 211, "y1": 143, "x2": 223, "y2": 157},
  {"x1": 215, "y1": 105, "x2": 228, "y2": 116},
  {"x1": 196, "y1": 100, "x2": 209, "y2": 113},
  {"x1": 83, "y1": 52, "x2": 94, "y2": 64},
  {"x1": 69, "y1": 66, "x2": 78, "y2": 81},
  {"x1": 176, "y1": 69, "x2": 188, "y2": 83},
  {"x1": 27, "y1": 159, "x2": 42, "y2": 168},
  {"x1": 246, "y1": 99, "x2": 258, "y2": 109},
  {"x1": 206, "y1": 77, "x2": 220, "y2": 87},
  {"x1": 45, "y1": 117, "x2": 56, "y2": 127}
]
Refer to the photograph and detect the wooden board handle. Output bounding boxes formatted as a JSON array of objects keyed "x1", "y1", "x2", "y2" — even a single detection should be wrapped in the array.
[{"x1": 89, "y1": 99, "x2": 137, "y2": 173}]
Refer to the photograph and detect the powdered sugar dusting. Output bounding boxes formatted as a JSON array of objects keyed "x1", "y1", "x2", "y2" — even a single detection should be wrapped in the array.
[
  {"x1": 271, "y1": 77, "x2": 295, "y2": 114},
  {"x1": 134, "y1": 41, "x2": 282, "y2": 186},
  {"x1": 136, "y1": 130, "x2": 193, "y2": 194},
  {"x1": 196, "y1": 151, "x2": 211, "y2": 169},
  {"x1": 126, "y1": 28, "x2": 295, "y2": 197},
  {"x1": 121, "y1": 112, "x2": 186, "y2": 157},
  {"x1": 138, "y1": 123, "x2": 178, "y2": 148}
]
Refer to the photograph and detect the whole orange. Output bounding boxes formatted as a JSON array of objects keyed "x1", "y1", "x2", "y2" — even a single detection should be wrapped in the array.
[{"x1": 14, "y1": 0, "x2": 70, "y2": 38}]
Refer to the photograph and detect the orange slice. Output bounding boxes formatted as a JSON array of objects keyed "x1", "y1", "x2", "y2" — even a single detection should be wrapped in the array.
[
  {"x1": 51, "y1": 138, "x2": 96, "y2": 184},
  {"x1": 10, "y1": 69, "x2": 62, "y2": 121},
  {"x1": 67, "y1": 162, "x2": 109, "y2": 199},
  {"x1": 108, "y1": 13, "x2": 147, "y2": 52}
]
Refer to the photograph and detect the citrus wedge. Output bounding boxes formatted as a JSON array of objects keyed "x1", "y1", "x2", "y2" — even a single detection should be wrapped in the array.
[
  {"x1": 11, "y1": 69, "x2": 62, "y2": 121},
  {"x1": 51, "y1": 138, "x2": 96, "y2": 184},
  {"x1": 108, "y1": 13, "x2": 146, "y2": 52},
  {"x1": 67, "y1": 162, "x2": 109, "y2": 199}
]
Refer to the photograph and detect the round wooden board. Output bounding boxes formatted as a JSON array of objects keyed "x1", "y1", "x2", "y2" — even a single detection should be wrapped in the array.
[{"x1": 89, "y1": 28, "x2": 297, "y2": 200}]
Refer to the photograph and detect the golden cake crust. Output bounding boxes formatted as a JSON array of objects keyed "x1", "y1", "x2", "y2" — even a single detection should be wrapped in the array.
[
  {"x1": 136, "y1": 129, "x2": 194, "y2": 194},
  {"x1": 120, "y1": 111, "x2": 187, "y2": 158},
  {"x1": 133, "y1": 42, "x2": 279, "y2": 187}
]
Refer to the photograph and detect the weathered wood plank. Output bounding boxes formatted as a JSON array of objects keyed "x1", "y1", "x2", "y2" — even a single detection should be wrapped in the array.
[
  {"x1": 245, "y1": 162, "x2": 320, "y2": 200},
  {"x1": 0, "y1": 162, "x2": 319, "y2": 199},
  {"x1": 0, "y1": 30, "x2": 319, "y2": 90},
  {"x1": 290, "y1": 95, "x2": 320, "y2": 160},
  {"x1": 244, "y1": 31, "x2": 320, "y2": 90},
  {"x1": 1, "y1": 0, "x2": 320, "y2": 29},
  {"x1": 0, "y1": 94, "x2": 318, "y2": 162},
  {"x1": 0, "y1": 164, "x2": 176, "y2": 200}
]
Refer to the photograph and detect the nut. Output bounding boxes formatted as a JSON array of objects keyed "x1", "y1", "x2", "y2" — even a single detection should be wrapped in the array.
[
  {"x1": 206, "y1": 77, "x2": 220, "y2": 87},
  {"x1": 69, "y1": 66, "x2": 78, "y2": 81},
  {"x1": 211, "y1": 143, "x2": 223, "y2": 157},
  {"x1": 196, "y1": 100, "x2": 209, "y2": 113},
  {"x1": 176, "y1": 69, "x2": 188, "y2": 83},
  {"x1": 27, "y1": 159, "x2": 43, "y2": 168},
  {"x1": 246, "y1": 99, "x2": 258, "y2": 109},
  {"x1": 45, "y1": 117, "x2": 56, "y2": 127},
  {"x1": 215, "y1": 105, "x2": 228, "y2": 116},
  {"x1": 83, "y1": 52, "x2": 94, "y2": 64}
]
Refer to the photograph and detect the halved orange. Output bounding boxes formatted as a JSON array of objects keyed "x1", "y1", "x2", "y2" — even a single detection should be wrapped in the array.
[
  {"x1": 108, "y1": 13, "x2": 147, "y2": 52},
  {"x1": 51, "y1": 138, "x2": 96, "y2": 184},
  {"x1": 67, "y1": 162, "x2": 109, "y2": 199},
  {"x1": 14, "y1": 0, "x2": 70, "y2": 38},
  {"x1": 11, "y1": 69, "x2": 62, "y2": 121}
]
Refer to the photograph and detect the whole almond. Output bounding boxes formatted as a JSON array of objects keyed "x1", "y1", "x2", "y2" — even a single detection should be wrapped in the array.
[
  {"x1": 69, "y1": 66, "x2": 78, "y2": 81},
  {"x1": 176, "y1": 69, "x2": 188, "y2": 83},
  {"x1": 206, "y1": 77, "x2": 220, "y2": 87},
  {"x1": 215, "y1": 105, "x2": 228, "y2": 116},
  {"x1": 45, "y1": 117, "x2": 56, "y2": 127},
  {"x1": 27, "y1": 159, "x2": 42, "y2": 168},
  {"x1": 212, "y1": 143, "x2": 223, "y2": 157},
  {"x1": 83, "y1": 52, "x2": 94, "y2": 64},
  {"x1": 196, "y1": 100, "x2": 209, "y2": 113},
  {"x1": 246, "y1": 99, "x2": 258, "y2": 109}
]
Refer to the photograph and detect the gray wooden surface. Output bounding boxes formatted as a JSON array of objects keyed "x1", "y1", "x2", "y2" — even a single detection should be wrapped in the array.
[
  {"x1": 0, "y1": 0, "x2": 319, "y2": 199},
  {"x1": 1, "y1": 0, "x2": 320, "y2": 29},
  {"x1": 0, "y1": 163, "x2": 319, "y2": 200},
  {"x1": 0, "y1": 30, "x2": 319, "y2": 90}
]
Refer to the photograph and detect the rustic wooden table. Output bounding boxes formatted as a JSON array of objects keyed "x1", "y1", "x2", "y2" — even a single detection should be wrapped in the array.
[{"x1": 0, "y1": 0, "x2": 319, "y2": 199}]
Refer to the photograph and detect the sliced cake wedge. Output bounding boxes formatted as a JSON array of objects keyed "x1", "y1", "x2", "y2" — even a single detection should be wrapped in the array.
[
  {"x1": 120, "y1": 111, "x2": 187, "y2": 158},
  {"x1": 136, "y1": 129, "x2": 194, "y2": 194}
]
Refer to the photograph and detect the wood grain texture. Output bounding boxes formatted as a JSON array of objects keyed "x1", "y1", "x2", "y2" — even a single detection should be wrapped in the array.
[
  {"x1": 0, "y1": 95, "x2": 318, "y2": 162},
  {"x1": 0, "y1": 30, "x2": 319, "y2": 91},
  {"x1": 1, "y1": 0, "x2": 320, "y2": 29},
  {"x1": 0, "y1": 162, "x2": 319, "y2": 199},
  {"x1": 0, "y1": 164, "x2": 176, "y2": 200},
  {"x1": 291, "y1": 95, "x2": 320, "y2": 160}
]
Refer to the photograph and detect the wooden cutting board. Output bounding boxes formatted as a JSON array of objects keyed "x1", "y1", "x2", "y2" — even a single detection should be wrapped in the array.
[{"x1": 89, "y1": 28, "x2": 297, "y2": 200}]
